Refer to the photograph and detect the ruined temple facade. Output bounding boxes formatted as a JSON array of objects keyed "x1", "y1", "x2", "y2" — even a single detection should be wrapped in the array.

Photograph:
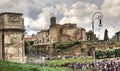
[
  {"x1": 0, "y1": 12, "x2": 25, "y2": 63},
  {"x1": 50, "y1": 17, "x2": 86, "y2": 42},
  {"x1": 26, "y1": 17, "x2": 87, "y2": 55},
  {"x1": 112, "y1": 31, "x2": 120, "y2": 42},
  {"x1": 34, "y1": 17, "x2": 86, "y2": 46},
  {"x1": 34, "y1": 30, "x2": 53, "y2": 45}
]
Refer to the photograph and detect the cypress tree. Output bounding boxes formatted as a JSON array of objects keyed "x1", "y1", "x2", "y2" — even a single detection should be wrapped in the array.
[{"x1": 104, "y1": 29, "x2": 109, "y2": 42}]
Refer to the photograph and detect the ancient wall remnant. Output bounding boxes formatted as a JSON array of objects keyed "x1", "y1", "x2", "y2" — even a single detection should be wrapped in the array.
[{"x1": 0, "y1": 12, "x2": 25, "y2": 63}]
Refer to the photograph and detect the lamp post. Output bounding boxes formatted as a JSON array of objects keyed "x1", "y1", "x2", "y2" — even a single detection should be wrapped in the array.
[{"x1": 92, "y1": 12, "x2": 103, "y2": 68}]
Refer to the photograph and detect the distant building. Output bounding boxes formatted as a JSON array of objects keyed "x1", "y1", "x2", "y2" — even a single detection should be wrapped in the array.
[
  {"x1": 0, "y1": 12, "x2": 25, "y2": 63},
  {"x1": 86, "y1": 30, "x2": 98, "y2": 42},
  {"x1": 115, "y1": 31, "x2": 120, "y2": 42},
  {"x1": 112, "y1": 31, "x2": 120, "y2": 42},
  {"x1": 24, "y1": 35, "x2": 32, "y2": 42},
  {"x1": 34, "y1": 30, "x2": 53, "y2": 45},
  {"x1": 24, "y1": 34, "x2": 36, "y2": 42},
  {"x1": 50, "y1": 17, "x2": 86, "y2": 42},
  {"x1": 34, "y1": 17, "x2": 87, "y2": 45},
  {"x1": 27, "y1": 17, "x2": 87, "y2": 55}
]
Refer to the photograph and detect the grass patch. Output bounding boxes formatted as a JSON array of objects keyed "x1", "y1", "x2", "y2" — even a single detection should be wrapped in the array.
[
  {"x1": 45, "y1": 58, "x2": 93, "y2": 65},
  {"x1": 0, "y1": 61, "x2": 91, "y2": 71},
  {"x1": 0, "y1": 61, "x2": 68, "y2": 71}
]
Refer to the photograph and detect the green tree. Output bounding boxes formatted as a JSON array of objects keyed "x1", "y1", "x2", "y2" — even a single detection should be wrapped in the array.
[
  {"x1": 24, "y1": 41, "x2": 33, "y2": 55},
  {"x1": 104, "y1": 29, "x2": 109, "y2": 42},
  {"x1": 115, "y1": 48, "x2": 120, "y2": 57},
  {"x1": 95, "y1": 50, "x2": 104, "y2": 59}
]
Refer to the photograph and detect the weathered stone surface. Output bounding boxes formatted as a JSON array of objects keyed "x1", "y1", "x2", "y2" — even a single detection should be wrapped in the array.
[
  {"x1": 0, "y1": 32, "x2": 2, "y2": 60},
  {"x1": 0, "y1": 12, "x2": 25, "y2": 63},
  {"x1": 33, "y1": 18, "x2": 87, "y2": 46},
  {"x1": 28, "y1": 17, "x2": 87, "y2": 55}
]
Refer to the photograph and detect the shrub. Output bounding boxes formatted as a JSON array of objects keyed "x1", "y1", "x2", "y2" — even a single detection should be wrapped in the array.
[
  {"x1": 55, "y1": 43, "x2": 65, "y2": 49},
  {"x1": 95, "y1": 48, "x2": 120, "y2": 59},
  {"x1": 115, "y1": 48, "x2": 120, "y2": 57},
  {"x1": 95, "y1": 50, "x2": 104, "y2": 59},
  {"x1": 54, "y1": 41, "x2": 81, "y2": 49},
  {"x1": 104, "y1": 49, "x2": 114, "y2": 58}
]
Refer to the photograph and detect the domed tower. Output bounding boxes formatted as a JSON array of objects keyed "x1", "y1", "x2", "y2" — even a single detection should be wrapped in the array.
[{"x1": 0, "y1": 12, "x2": 25, "y2": 63}]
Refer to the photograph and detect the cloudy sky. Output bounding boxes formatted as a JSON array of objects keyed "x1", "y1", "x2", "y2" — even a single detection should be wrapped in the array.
[{"x1": 0, "y1": 0, "x2": 120, "y2": 39}]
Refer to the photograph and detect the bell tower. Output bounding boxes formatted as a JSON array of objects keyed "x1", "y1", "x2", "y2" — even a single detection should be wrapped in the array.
[{"x1": 50, "y1": 17, "x2": 56, "y2": 27}]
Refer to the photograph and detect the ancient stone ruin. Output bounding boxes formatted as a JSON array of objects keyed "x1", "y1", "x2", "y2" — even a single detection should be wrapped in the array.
[{"x1": 0, "y1": 12, "x2": 25, "y2": 63}]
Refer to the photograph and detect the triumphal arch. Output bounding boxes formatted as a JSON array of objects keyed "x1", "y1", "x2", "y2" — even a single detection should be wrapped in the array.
[{"x1": 0, "y1": 12, "x2": 25, "y2": 63}]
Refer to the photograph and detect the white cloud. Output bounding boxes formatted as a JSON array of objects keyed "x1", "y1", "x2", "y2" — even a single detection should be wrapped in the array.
[
  {"x1": 0, "y1": 0, "x2": 30, "y2": 16},
  {"x1": 59, "y1": 16, "x2": 80, "y2": 24},
  {"x1": 24, "y1": 4, "x2": 68, "y2": 35},
  {"x1": 101, "y1": 0, "x2": 120, "y2": 19},
  {"x1": 0, "y1": 0, "x2": 11, "y2": 7},
  {"x1": 59, "y1": 0, "x2": 120, "y2": 39},
  {"x1": 32, "y1": 0, "x2": 46, "y2": 9},
  {"x1": 64, "y1": 1, "x2": 99, "y2": 16},
  {"x1": 24, "y1": 16, "x2": 49, "y2": 33},
  {"x1": 0, "y1": 0, "x2": 120, "y2": 39}
]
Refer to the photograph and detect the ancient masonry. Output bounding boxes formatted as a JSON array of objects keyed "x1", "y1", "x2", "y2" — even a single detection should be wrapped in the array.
[
  {"x1": 34, "y1": 17, "x2": 86, "y2": 46},
  {"x1": 27, "y1": 17, "x2": 87, "y2": 55},
  {"x1": 0, "y1": 12, "x2": 25, "y2": 63}
]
